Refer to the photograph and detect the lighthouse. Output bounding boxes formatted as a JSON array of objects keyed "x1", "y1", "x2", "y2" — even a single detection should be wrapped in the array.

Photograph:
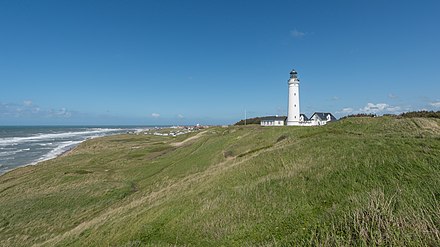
[
  {"x1": 287, "y1": 69, "x2": 300, "y2": 125},
  {"x1": 260, "y1": 68, "x2": 337, "y2": 127}
]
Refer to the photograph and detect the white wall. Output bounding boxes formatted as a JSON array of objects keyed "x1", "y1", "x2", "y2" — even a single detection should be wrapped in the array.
[
  {"x1": 287, "y1": 79, "x2": 300, "y2": 125},
  {"x1": 261, "y1": 120, "x2": 285, "y2": 126},
  {"x1": 310, "y1": 116, "x2": 328, "y2": 126}
]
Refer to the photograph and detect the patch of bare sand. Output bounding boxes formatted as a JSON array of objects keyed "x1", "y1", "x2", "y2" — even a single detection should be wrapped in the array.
[
  {"x1": 170, "y1": 131, "x2": 206, "y2": 147},
  {"x1": 414, "y1": 118, "x2": 440, "y2": 133}
]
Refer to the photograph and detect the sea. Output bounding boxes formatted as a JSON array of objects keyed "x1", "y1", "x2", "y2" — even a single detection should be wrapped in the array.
[{"x1": 0, "y1": 126, "x2": 146, "y2": 175}]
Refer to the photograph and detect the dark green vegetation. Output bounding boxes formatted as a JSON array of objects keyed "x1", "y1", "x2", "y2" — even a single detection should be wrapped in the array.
[
  {"x1": 1, "y1": 117, "x2": 439, "y2": 246},
  {"x1": 234, "y1": 116, "x2": 265, "y2": 125},
  {"x1": 340, "y1": 110, "x2": 440, "y2": 120},
  {"x1": 399, "y1": 110, "x2": 440, "y2": 119},
  {"x1": 339, "y1": 113, "x2": 378, "y2": 119}
]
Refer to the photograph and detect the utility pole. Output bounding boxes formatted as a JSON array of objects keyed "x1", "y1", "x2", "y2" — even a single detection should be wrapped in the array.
[{"x1": 244, "y1": 109, "x2": 247, "y2": 126}]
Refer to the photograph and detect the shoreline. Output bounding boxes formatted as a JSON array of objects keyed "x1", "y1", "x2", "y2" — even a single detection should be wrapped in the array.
[
  {"x1": 0, "y1": 126, "x2": 201, "y2": 177},
  {"x1": 0, "y1": 140, "x2": 84, "y2": 177},
  {"x1": 0, "y1": 133, "x2": 123, "y2": 177}
]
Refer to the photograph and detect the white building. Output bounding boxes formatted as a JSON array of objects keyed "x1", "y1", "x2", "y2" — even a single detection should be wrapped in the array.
[
  {"x1": 310, "y1": 112, "x2": 337, "y2": 126},
  {"x1": 260, "y1": 116, "x2": 287, "y2": 126},
  {"x1": 299, "y1": 114, "x2": 309, "y2": 122}
]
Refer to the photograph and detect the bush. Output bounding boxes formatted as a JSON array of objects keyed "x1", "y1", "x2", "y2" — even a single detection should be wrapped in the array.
[
  {"x1": 223, "y1": 150, "x2": 234, "y2": 158},
  {"x1": 399, "y1": 110, "x2": 440, "y2": 119},
  {"x1": 276, "y1": 134, "x2": 288, "y2": 142},
  {"x1": 340, "y1": 113, "x2": 377, "y2": 120},
  {"x1": 341, "y1": 111, "x2": 440, "y2": 120},
  {"x1": 234, "y1": 117, "x2": 263, "y2": 125}
]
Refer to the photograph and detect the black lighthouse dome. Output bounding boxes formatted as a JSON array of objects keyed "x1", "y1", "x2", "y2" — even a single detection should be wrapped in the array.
[{"x1": 289, "y1": 69, "x2": 298, "y2": 79}]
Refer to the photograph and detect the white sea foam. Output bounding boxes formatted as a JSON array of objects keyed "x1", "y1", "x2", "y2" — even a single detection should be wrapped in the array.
[
  {"x1": 1, "y1": 156, "x2": 15, "y2": 161},
  {"x1": 0, "y1": 151, "x2": 16, "y2": 157},
  {"x1": 38, "y1": 143, "x2": 53, "y2": 146},
  {"x1": 0, "y1": 127, "x2": 133, "y2": 175},
  {"x1": 0, "y1": 128, "x2": 120, "y2": 146},
  {"x1": 0, "y1": 148, "x2": 31, "y2": 157},
  {"x1": 31, "y1": 133, "x2": 118, "y2": 165},
  {"x1": 33, "y1": 140, "x2": 83, "y2": 165}
]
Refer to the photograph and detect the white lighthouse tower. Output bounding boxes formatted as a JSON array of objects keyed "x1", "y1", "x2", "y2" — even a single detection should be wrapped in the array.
[{"x1": 287, "y1": 69, "x2": 300, "y2": 126}]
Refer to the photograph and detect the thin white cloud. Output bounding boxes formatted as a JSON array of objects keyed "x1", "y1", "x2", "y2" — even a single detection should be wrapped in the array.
[
  {"x1": 32, "y1": 107, "x2": 41, "y2": 113},
  {"x1": 55, "y1": 108, "x2": 72, "y2": 118},
  {"x1": 0, "y1": 101, "x2": 72, "y2": 118},
  {"x1": 430, "y1": 102, "x2": 440, "y2": 108},
  {"x1": 361, "y1": 103, "x2": 388, "y2": 113},
  {"x1": 336, "y1": 108, "x2": 354, "y2": 114},
  {"x1": 290, "y1": 29, "x2": 305, "y2": 38},
  {"x1": 331, "y1": 96, "x2": 340, "y2": 101},
  {"x1": 388, "y1": 93, "x2": 398, "y2": 99},
  {"x1": 177, "y1": 114, "x2": 184, "y2": 119},
  {"x1": 386, "y1": 106, "x2": 401, "y2": 112},
  {"x1": 151, "y1": 113, "x2": 160, "y2": 118},
  {"x1": 361, "y1": 103, "x2": 400, "y2": 113}
]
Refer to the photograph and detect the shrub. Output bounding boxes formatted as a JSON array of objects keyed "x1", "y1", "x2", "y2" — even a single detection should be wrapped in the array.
[{"x1": 399, "y1": 110, "x2": 440, "y2": 119}]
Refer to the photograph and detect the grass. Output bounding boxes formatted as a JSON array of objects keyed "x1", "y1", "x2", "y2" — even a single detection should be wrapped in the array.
[{"x1": 0, "y1": 117, "x2": 439, "y2": 246}]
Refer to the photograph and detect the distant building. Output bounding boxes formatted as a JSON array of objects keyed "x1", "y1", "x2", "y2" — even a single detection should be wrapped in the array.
[
  {"x1": 310, "y1": 112, "x2": 337, "y2": 126},
  {"x1": 260, "y1": 116, "x2": 287, "y2": 126},
  {"x1": 260, "y1": 69, "x2": 337, "y2": 127},
  {"x1": 260, "y1": 113, "x2": 336, "y2": 127},
  {"x1": 299, "y1": 114, "x2": 309, "y2": 122}
]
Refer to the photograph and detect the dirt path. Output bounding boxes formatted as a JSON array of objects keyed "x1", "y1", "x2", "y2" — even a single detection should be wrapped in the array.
[{"x1": 170, "y1": 130, "x2": 206, "y2": 147}]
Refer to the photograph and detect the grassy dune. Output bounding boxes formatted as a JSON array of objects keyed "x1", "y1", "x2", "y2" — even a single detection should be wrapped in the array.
[{"x1": 0, "y1": 117, "x2": 439, "y2": 246}]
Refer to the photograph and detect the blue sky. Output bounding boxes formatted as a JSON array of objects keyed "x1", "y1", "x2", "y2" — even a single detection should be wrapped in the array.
[{"x1": 1, "y1": 0, "x2": 439, "y2": 125}]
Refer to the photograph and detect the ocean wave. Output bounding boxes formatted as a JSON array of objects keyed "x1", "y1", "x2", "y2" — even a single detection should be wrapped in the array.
[
  {"x1": 38, "y1": 143, "x2": 53, "y2": 146},
  {"x1": 33, "y1": 140, "x2": 83, "y2": 164},
  {"x1": 0, "y1": 148, "x2": 31, "y2": 157},
  {"x1": 1, "y1": 156, "x2": 15, "y2": 161},
  {"x1": 0, "y1": 128, "x2": 120, "y2": 146}
]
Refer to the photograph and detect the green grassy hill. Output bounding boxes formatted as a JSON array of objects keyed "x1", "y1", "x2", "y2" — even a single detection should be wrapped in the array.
[{"x1": 1, "y1": 117, "x2": 439, "y2": 246}]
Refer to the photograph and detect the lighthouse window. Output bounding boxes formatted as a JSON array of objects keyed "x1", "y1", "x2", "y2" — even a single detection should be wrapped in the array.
[
  {"x1": 294, "y1": 93, "x2": 296, "y2": 96},
  {"x1": 294, "y1": 104, "x2": 296, "y2": 107}
]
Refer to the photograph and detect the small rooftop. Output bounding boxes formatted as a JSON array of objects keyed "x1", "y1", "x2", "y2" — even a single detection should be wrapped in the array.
[{"x1": 311, "y1": 112, "x2": 337, "y2": 121}]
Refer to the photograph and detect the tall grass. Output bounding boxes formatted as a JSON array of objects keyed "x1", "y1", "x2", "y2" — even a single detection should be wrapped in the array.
[
  {"x1": 310, "y1": 189, "x2": 439, "y2": 246},
  {"x1": 0, "y1": 117, "x2": 439, "y2": 246}
]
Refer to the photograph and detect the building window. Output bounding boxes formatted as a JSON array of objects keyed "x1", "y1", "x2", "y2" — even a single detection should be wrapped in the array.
[
  {"x1": 294, "y1": 104, "x2": 296, "y2": 107},
  {"x1": 294, "y1": 93, "x2": 296, "y2": 96}
]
